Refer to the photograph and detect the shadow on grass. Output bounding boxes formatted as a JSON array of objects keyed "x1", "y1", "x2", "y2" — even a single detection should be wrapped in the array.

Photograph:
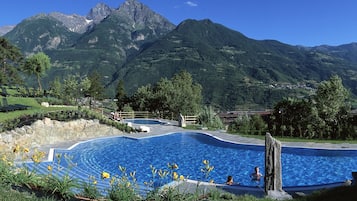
[{"x1": 295, "y1": 185, "x2": 357, "y2": 201}]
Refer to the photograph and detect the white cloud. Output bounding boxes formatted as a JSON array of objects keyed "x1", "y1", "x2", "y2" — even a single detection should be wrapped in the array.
[{"x1": 185, "y1": 1, "x2": 198, "y2": 7}]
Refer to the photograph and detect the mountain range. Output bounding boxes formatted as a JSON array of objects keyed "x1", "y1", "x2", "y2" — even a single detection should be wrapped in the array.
[{"x1": 2, "y1": 0, "x2": 357, "y2": 110}]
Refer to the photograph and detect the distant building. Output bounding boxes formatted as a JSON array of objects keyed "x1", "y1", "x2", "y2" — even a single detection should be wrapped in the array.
[{"x1": 218, "y1": 110, "x2": 272, "y2": 124}]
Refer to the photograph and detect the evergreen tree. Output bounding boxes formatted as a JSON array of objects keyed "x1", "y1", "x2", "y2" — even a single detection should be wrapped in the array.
[
  {"x1": 115, "y1": 80, "x2": 127, "y2": 111},
  {"x1": 88, "y1": 71, "x2": 105, "y2": 100},
  {"x1": 0, "y1": 37, "x2": 23, "y2": 85}
]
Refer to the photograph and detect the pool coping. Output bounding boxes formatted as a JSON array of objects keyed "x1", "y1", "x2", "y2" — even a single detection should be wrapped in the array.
[{"x1": 41, "y1": 121, "x2": 357, "y2": 153}]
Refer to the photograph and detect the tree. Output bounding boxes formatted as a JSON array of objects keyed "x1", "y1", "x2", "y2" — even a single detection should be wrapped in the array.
[
  {"x1": 49, "y1": 77, "x2": 62, "y2": 98},
  {"x1": 88, "y1": 71, "x2": 105, "y2": 100},
  {"x1": 115, "y1": 80, "x2": 127, "y2": 111},
  {"x1": 314, "y1": 75, "x2": 349, "y2": 139},
  {"x1": 198, "y1": 105, "x2": 224, "y2": 129},
  {"x1": 228, "y1": 113, "x2": 250, "y2": 134},
  {"x1": 131, "y1": 85, "x2": 153, "y2": 111},
  {"x1": 149, "y1": 70, "x2": 203, "y2": 118},
  {"x1": 24, "y1": 52, "x2": 51, "y2": 91},
  {"x1": 250, "y1": 114, "x2": 267, "y2": 135},
  {"x1": 128, "y1": 71, "x2": 203, "y2": 119},
  {"x1": 0, "y1": 37, "x2": 23, "y2": 85},
  {"x1": 152, "y1": 78, "x2": 174, "y2": 116},
  {"x1": 315, "y1": 75, "x2": 349, "y2": 123},
  {"x1": 169, "y1": 70, "x2": 202, "y2": 116},
  {"x1": 270, "y1": 75, "x2": 352, "y2": 140},
  {"x1": 272, "y1": 97, "x2": 316, "y2": 138},
  {"x1": 62, "y1": 74, "x2": 79, "y2": 104},
  {"x1": 79, "y1": 76, "x2": 91, "y2": 99}
]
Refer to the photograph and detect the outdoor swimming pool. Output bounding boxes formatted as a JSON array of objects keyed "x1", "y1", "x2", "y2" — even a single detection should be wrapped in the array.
[
  {"x1": 124, "y1": 119, "x2": 165, "y2": 125},
  {"x1": 33, "y1": 132, "x2": 357, "y2": 190}
]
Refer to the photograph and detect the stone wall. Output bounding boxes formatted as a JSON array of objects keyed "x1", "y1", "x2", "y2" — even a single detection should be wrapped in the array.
[{"x1": 0, "y1": 118, "x2": 124, "y2": 153}]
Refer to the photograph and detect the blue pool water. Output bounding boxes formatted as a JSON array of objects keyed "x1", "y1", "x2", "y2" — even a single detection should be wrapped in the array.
[
  {"x1": 124, "y1": 119, "x2": 164, "y2": 124},
  {"x1": 42, "y1": 132, "x2": 357, "y2": 188}
]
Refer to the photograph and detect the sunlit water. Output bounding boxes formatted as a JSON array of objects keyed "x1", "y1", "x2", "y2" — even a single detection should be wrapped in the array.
[{"x1": 46, "y1": 132, "x2": 357, "y2": 187}]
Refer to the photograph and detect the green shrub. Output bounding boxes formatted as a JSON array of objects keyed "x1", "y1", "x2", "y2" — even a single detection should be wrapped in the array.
[
  {"x1": 42, "y1": 174, "x2": 79, "y2": 200},
  {"x1": 198, "y1": 105, "x2": 224, "y2": 130},
  {"x1": 0, "y1": 109, "x2": 135, "y2": 133},
  {"x1": 0, "y1": 155, "x2": 14, "y2": 185},
  {"x1": 78, "y1": 176, "x2": 102, "y2": 200},
  {"x1": 106, "y1": 166, "x2": 140, "y2": 201}
]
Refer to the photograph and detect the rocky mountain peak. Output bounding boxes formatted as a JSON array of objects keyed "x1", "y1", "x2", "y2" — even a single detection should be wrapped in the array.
[
  {"x1": 86, "y1": 3, "x2": 113, "y2": 24},
  {"x1": 117, "y1": 0, "x2": 175, "y2": 31},
  {"x1": 49, "y1": 3, "x2": 113, "y2": 34},
  {"x1": 49, "y1": 12, "x2": 89, "y2": 33},
  {"x1": 0, "y1": 25, "x2": 15, "y2": 36}
]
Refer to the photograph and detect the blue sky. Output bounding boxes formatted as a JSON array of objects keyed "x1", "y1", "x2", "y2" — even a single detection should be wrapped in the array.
[{"x1": 1, "y1": 0, "x2": 357, "y2": 47}]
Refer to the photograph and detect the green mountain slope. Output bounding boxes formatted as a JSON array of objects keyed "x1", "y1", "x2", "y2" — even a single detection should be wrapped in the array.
[
  {"x1": 311, "y1": 43, "x2": 357, "y2": 64},
  {"x1": 116, "y1": 19, "x2": 356, "y2": 109},
  {"x1": 5, "y1": 14, "x2": 80, "y2": 54}
]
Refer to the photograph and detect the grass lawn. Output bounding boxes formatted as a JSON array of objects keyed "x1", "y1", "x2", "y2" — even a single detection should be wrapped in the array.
[
  {"x1": 0, "y1": 184, "x2": 57, "y2": 201},
  {"x1": 236, "y1": 133, "x2": 357, "y2": 144},
  {"x1": 186, "y1": 124, "x2": 357, "y2": 144},
  {"x1": 0, "y1": 96, "x2": 76, "y2": 122}
]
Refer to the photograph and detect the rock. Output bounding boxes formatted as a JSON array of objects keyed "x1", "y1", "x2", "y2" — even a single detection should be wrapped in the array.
[
  {"x1": 266, "y1": 190, "x2": 292, "y2": 200},
  {"x1": 265, "y1": 132, "x2": 291, "y2": 198},
  {"x1": 344, "y1": 180, "x2": 352, "y2": 186},
  {"x1": 41, "y1": 102, "x2": 49, "y2": 107},
  {"x1": 0, "y1": 118, "x2": 124, "y2": 153},
  {"x1": 294, "y1": 192, "x2": 306, "y2": 197},
  {"x1": 1, "y1": 134, "x2": 13, "y2": 143},
  {"x1": 139, "y1": 126, "x2": 150, "y2": 132}
]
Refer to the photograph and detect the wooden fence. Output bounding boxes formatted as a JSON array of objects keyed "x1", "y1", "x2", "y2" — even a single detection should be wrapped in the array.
[
  {"x1": 110, "y1": 111, "x2": 198, "y2": 124},
  {"x1": 112, "y1": 111, "x2": 153, "y2": 119},
  {"x1": 184, "y1": 115, "x2": 198, "y2": 125}
]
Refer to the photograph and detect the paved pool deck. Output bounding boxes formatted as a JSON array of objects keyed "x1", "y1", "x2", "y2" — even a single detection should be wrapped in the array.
[{"x1": 124, "y1": 121, "x2": 357, "y2": 150}]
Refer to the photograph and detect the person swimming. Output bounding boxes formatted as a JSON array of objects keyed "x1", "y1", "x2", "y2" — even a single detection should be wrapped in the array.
[
  {"x1": 226, "y1": 175, "x2": 234, "y2": 185},
  {"x1": 251, "y1": 166, "x2": 263, "y2": 181}
]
